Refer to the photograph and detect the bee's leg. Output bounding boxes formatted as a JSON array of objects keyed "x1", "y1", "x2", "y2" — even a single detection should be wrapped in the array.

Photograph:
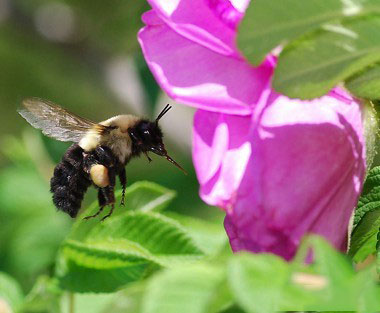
[
  {"x1": 101, "y1": 186, "x2": 116, "y2": 221},
  {"x1": 108, "y1": 166, "x2": 116, "y2": 188},
  {"x1": 83, "y1": 188, "x2": 107, "y2": 220},
  {"x1": 119, "y1": 167, "x2": 127, "y2": 206},
  {"x1": 101, "y1": 204, "x2": 115, "y2": 222},
  {"x1": 143, "y1": 152, "x2": 152, "y2": 163},
  {"x1": 97, "y1": 165, "x2": 116, "y2": 221}
]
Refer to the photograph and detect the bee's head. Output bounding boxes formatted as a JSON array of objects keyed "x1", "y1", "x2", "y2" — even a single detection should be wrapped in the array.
[
  {"x1": 128, "y1": 105, "x2": 186, "y2": 174},
  {"x1": 131, "y1": 120, "x2": 165, "y2": 154}
]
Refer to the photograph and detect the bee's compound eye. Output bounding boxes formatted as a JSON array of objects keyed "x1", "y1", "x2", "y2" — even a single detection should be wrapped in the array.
[
  {"x1": 90, "y1": 164, "x2": 109, "y2": 187},
  {"x1": 141, "y1": 127, "x2": 153, "y2": 141}
]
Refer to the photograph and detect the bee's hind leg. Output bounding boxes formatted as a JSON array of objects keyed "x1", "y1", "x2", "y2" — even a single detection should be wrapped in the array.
[
  {"x1": 119, "y1": 167, "x2": 127, "y2": 206},
  {"x1": 101, "y1": 204, "x2": 115, "y2": 222},
  {"x1": 83, "y1": 188, "x2": 107, "y2": 220},
  {"x1": 83, "y1": 146, "x2": 118, "y2": 221},
  {"x1": 100, "y1": 186, "x2": 116, "y2": 221}
]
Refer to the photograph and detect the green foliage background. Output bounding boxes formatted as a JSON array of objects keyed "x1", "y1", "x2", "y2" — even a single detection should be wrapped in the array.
[
  {"x1": 0, "y1": 0, "x2": 218, "y2": 311},
  {"x1": 0, "y1": 1, "x2": 379, "y2": 312}
]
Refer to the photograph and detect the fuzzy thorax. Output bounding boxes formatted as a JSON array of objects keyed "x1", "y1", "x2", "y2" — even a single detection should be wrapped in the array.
[{"x1": 79, "y1": 114, "x2": 140, "y2": 163}]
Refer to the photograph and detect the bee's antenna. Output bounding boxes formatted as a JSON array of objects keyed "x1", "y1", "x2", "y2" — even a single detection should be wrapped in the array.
[{"x1": 155, "y1": 104, "x2": 172, "y2": 123}]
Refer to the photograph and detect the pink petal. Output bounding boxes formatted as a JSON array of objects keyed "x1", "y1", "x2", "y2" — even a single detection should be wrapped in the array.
[
  {"x1": 192, "y1": 110, "x2": 252, "y2": 207},
  {"x1": 138, "y1": 20, "x2": 274, "y2": 115},
  {"x1": 145, "y1": 0, "x2": 247, "y2": 56},
  {"x1": 198, "y1": 89, "x2": 365, "y2": 260},
  {"x1": 141, "y1": 9, "x2": 163, "y2": 26}
]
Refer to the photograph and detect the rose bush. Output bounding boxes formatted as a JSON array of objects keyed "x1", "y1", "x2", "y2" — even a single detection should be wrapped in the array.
[{"x1": 138, "y1": 0, "x2": 366, "y2": 259}]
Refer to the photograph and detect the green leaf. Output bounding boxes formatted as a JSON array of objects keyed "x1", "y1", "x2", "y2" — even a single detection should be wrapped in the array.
[
  {"x1": 20, "y1": 276, "x2": 62, "y2": 313},
  {"x1": 357, "y1": 166, "x2": 380, "y2": 197},
  {"x1": 349, "y1": 166, "x2": 380, "y2": 262},
  {"x1": 56, "y1": 211, "x2": 203, "y2": 292},
  {"x1": 69, "y1": 181, "x2": 176, "y2": 241},
  {"x1": 361, "y1": 100, "x2": 380, "y2": 170},
  {"x1": 299, "y1": 236, "x2": 380, "y2": 311},
  {"x1": 306, "y1": 236, "x2": 355, "y2": 284},
  {"x1": 63, "y1": 282, "x2": 147, "y2": 313},
  {"x1": 350, "y1": 209, "x2": 380, "y2": 262},
  {"x1": 138, "y1": 236, "x2": 380, "y2": 313},
  {"x1": 61, "y1": 292, "x2": 121, "y2": 313},
  {"x1": 274, "y1": 17, "x2": 380, "y2": 99},
  {"x1": 56, "y1": 182, "x2": 201, "y2": 293},
  {"x1": 354, "y1": 266, "x2": 380, "y2": 313},
  {"x1": 227, "y1": 237, "x2": 380, "y2": 312},
  {"x1": 228, "y1": 254, "x2": 311, "y2": 313},
  {"x1": 164, "y1": 212, "x2": 227, "y2": 255},
  {"x1": 56, "y1": 240, "x2": 153, "y2": 293},
  {"x1": 120, "y1": 181, "x2": 176, "y2": 213},
  {"x1": 88, "y1": 212, "x2": 203, "y2": 256},
  {"x1": 0, "y1": 272, "x2": 23, "y2": 312},
  {"x1": 377, "y1": 230, "x2": 380, "y2": 273},
  {"x1": 238, "y1": 0, "x2": 380, "y2": 66},
  {"x1": 8, "y1": 215, "x2": 70, "y2": 276},
  {"x1": 142, "y1": 264, "x2": 230, "y2": 313},
  {"x1": 345, "y1": 63, "x2": 380, "y2": 99}
]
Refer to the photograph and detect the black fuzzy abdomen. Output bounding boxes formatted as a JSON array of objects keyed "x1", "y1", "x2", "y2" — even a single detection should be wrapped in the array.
[{"x1": 50, "y1": 144, "x2": 91, "y2": 218}]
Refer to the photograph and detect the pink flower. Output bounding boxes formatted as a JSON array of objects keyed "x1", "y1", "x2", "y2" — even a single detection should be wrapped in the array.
[
  {"x1": 138, "y1": 0, "x2": 366, "y2": 260},
  {"x1": 194, "y1": 89, "x2": 365, "y2": 260}
]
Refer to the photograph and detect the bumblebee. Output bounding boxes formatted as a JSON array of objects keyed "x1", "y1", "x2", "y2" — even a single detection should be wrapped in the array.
[{"x1": 18, "y1": 98, "x2": 185, "y2": 220}]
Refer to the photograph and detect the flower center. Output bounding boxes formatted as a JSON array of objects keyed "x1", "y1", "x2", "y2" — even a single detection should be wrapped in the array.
[{"x1": 206, "y1": 0, "x2": 250, "y2": 29}]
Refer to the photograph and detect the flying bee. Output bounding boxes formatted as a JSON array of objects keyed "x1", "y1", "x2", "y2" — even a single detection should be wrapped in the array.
[{"x1": 18, "y1": 98, "x2": 186, "y2": 221}]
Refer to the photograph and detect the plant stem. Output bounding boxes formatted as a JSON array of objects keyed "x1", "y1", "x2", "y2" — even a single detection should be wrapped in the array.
[{"x1": 69, "y1": 292, "x2": 75, "y2": 313}]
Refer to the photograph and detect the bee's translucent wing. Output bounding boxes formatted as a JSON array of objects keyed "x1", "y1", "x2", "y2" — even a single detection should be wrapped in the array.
[{"x1": 18, "y1": 98, "x2": 106, "y2": 142}]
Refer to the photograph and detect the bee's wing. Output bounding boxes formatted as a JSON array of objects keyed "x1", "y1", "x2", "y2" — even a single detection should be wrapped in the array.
[{"x1": 18, "y1": 98, "x2": 107, "y2": 142}]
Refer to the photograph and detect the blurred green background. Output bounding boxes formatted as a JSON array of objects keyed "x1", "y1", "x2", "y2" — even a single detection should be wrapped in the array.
[{"x1": 0, "y1": 0, "x2": 216, "y2": 303}]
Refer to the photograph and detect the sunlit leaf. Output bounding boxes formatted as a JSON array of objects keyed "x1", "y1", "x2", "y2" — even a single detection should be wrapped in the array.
[
  {"x1": 238, "y1": 0, "x2": 380, "y2": 66},
  {"x1": 123, "y1": 181, "x2": 176, "y2": 212},
  {"x1": 274, "y1": 17, "x2": 380, "y2": 99}
]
